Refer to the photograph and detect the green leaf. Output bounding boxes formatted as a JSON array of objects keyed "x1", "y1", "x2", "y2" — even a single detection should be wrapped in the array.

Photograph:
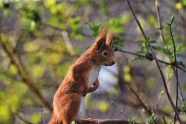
[
  {"x1": 170, "y1": 15, "x2": 175, "y2": 24},
  {"x1": 149, "y1": 39, "x2": 157, "y2": 43},
  {"x1": 100, "y1": 1, "x2": 110, "y2": 15},
  {"x1": 128, "y1": 117, "x2": 136, "y2": 124},
  {"x1": 111, "y1": 100, "x2": 115, "y2": 106},
  {"x1": 162, "y1": 49, "x2": 174, "y2": 59},
  {"x1": 176, "y1": 44, "x2": 185, "y2": 53},
  {"x1": 160, "y1": 90, "x2": 165, "y2": 96},
  {"x1": 136, "y1": 46, "x2": 148, "y2": 54},
  {"x1": 112, "y1": 35, "x2": 123, "y2": 50},
  {"x1": 151, "y1": 45, "x2": 162, "y2": 51},
  {"x1": 106, "y1": 17, "x2": 123, "y2": 32},
  {"x1": 180, "y1": 101, "x2": 186, "y2": 113},
  {"x1": 177, "y1": 61, "x2": 186, "y2": 68},
  {"x1": 71, "y1": 121, "x2": 77, "y2": 124},
  {"x1": 145, "y1": 53, "x2": 154, "y2": 61},
  {"x1": 137, "y1": 38, "x2": 146, "y2": 43},
  {"x1": 131, "y1": 56, "x2": 145, "y2": 63},
  {"x1": 147, "y1": 113, "x2": 156, "y2": 124},
  {"x1": 86, "y1": 21, "x2": 100, "y2": 37}
]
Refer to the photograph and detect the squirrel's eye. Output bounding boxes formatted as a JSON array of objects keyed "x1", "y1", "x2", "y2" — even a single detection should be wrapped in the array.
[{"x1": 102, "y1": 51, "x2": 108, "y2": 56}]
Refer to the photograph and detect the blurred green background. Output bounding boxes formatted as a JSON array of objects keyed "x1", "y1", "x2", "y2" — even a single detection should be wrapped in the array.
[{"x1": 0, "y1": 0, "x2": 186, "y2": 124}]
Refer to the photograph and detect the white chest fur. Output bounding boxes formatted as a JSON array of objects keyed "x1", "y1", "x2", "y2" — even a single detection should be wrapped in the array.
[
  {"x1": 75, "y1": 65, "x2": 101, "y2": 120},
  {"x1": 87, "y1": 65, "x2": 101, "y2": 87}
]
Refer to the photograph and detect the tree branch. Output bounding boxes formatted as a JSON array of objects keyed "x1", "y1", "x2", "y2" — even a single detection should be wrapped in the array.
[
  {"x1": 115, "y1": 49, "x2": 186, "y2": 73},
  {"x1": 126, "y1": 0, "x2": 182, "y2": 123},
  {"x1": 168, "y1": 22, "x2": 181, "y2": 124},
  {"x1": 0, "y1": 39, "x2": 53, "y2": 113}
]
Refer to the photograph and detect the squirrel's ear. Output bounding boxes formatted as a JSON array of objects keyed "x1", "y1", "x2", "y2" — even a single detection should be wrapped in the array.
[
  {"x1": 95, "y1": 27, "x2": 106, "y2": 50},
  {"x1": 106, "y1": 30, "x2": 114, "y2": 46},
  {"x1": 96, "y1": 39, "x2": 106, "y2": 51}
]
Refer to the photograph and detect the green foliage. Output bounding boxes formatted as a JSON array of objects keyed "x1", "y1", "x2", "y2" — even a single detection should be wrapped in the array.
[
  {"x1": 132, "y1": 16, "x2": 186, "y2": 69},
  {"x1": 86, "y1": 21, "x2": 124, "y2": 50},
  {"x1": 0, "y1": 1, "x2": 85, "y2": 123},
  {"x1": 68, "y1": 16, "x2": 83, "y2": 40},
  {"x1": 112, "y1": 35, "x2": 124, "y2": 51},
  {"x1": 86, "y1": 21, "x2": 100, "y2": 37},
  {"x1": 132, "y1": 38, "x2": 157, "y2": 62},
  {"x1": 147, "y1": 113, "x2": 156, "y2": 124},
  {"x1": 180, "y1": 101, "x2": 186, "y2": 113},
  {"x1": 182, "y1": 0, "x2": 186, "y2": 6},
  {"x1": 160, "y1": 90, "x2": 165, "y2": 96},
  {"x1": 106, "y1": 17, "x2": 124, "y2": 32},
  {"x1": 71, "y1": 121, "x2": 77, "y2": 124},
  {"x1": 128, "y1": 117, "x2": 136, "y2": 124},
  {"x1": 176, "y1": 43, "x2": 185, "y2": 53},
  {"x1": 100, "y1": 1, "x2": 110, "y2": 15},
  {"x1": 106, "y1": 13, "x2": 131, "y2": 33},
  {"x1": 111, "y1": 100, "x2": 116, "y2": 106}
]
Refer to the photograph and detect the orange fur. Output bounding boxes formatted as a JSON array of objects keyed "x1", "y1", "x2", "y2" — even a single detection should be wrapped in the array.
[{"x1": 48, "y1": 28, "x2": 115, "y2": 124}]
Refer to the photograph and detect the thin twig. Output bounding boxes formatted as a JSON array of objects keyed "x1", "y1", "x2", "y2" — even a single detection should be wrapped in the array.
[
  {"x1": 154, "y1": 0, "x2": 184, "y2": 107},
  {"x1": 115, "y1": 49, "x2": 186, "y2": 73},
  {"x1": 128, "y1": 86, "x2": 152, "y2": 116},
  {"x1": 97, "y1": 119, "x2": 139, "y2": 124},
  {"x1": 155, "y1": 90, "x2": 164, "y2": 110},
  {"x1": 154, "y1": 0, "x2": 184, "y2": 121},
  {"x1": 16, "y1": 114, "x2": 34, "y2": 124},
  {"x1": 40, "y1": 106, "x2": 45, "y2": 124},
  {"x1": 126, "y1": 0, "x2": 182, "y2": 123},
  {"x1": 154, "y1": 0, "x2": 168, "y2": 49},
  {"x1": 162, "y1": 116, "x2": 167, "y2": 124},
  {"x1": 168, "y1": 23, "x2": 180, "y2": 124}
]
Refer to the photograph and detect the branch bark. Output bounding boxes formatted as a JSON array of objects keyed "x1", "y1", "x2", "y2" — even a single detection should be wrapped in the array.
[{"x1": 126, "y1": 0, "x2": 182, "y2": 123}]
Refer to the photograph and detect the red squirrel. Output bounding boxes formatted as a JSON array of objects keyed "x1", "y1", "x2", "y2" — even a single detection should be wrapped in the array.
[{"x1": 48, "y1": 28, "x2": 115, "y2": 124}]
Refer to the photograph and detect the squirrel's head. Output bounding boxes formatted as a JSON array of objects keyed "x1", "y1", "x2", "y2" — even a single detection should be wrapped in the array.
[{"x1": 92, "y1": 28, "x2": 115, "y2": 66}]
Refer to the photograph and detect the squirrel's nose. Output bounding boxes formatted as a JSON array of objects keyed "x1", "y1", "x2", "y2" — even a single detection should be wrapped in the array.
[{"x1": 111, "y1": 61, "x2": 115, "y2": 65}]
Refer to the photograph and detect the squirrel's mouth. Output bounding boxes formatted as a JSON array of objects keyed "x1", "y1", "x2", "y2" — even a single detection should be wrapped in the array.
[
  {"x1": 104, "y1": 64, "x2": 109, "y2": 66},
  {"x1": 104, "y1": 61, "x2": 115, "y2": 66}
]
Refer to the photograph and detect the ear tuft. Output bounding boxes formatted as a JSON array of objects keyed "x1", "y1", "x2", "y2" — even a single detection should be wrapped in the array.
[
  {"x1": 98, "y1": 27, "x2": 106, "y2": 38},
  {"x1": 94, "y1": 27, "x2": 107, "y2": 50},
  {"x1": 106, "y1": 30, "x2": 114, "y2": 46}
]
